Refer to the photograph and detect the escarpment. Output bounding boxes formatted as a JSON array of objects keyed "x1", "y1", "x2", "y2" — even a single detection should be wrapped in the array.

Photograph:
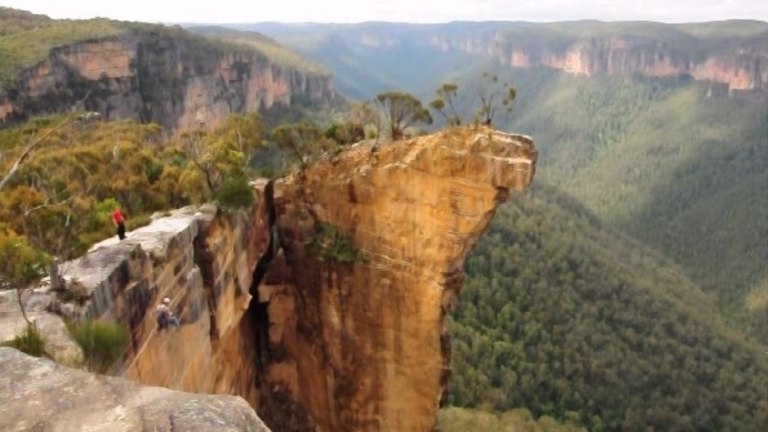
[
  {"x1": 428, "y1": 32, "x2": 768, "y2": 91},
  {"x1": 341, "y1": 22, "x2": 767, "y2": 92},
  {"x1": 259, "y1": 127, "x2": 536, "y2": 431},
  {"x1": 0, "y1": 31, "x2": 337, "y2": 131},
  {"x1": 1, "y1": 127, "x2": 535, "y2": 431}
]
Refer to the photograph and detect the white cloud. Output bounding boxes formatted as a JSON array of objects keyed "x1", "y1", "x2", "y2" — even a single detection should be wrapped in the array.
[{"x1": 3, "y1": 0, "x2": 767, "y2": 23}]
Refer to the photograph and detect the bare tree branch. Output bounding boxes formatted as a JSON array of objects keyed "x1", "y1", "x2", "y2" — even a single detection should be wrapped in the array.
[
  {"x1": 23, "y1": 196, "x2": 75, "y2": 217},
  {"x1": 0, "y1": 90, "x2": 92, "y2": 191}
]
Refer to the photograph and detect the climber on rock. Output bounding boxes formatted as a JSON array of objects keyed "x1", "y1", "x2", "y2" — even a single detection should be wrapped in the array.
[{"x1": 156, "y1": 297, "x2": 180, "y2": 330}]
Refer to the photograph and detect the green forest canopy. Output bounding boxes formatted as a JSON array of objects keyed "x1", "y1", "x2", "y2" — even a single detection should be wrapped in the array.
[{"x1": 449, "y1": 183, "x2": 768, "y2": 431}]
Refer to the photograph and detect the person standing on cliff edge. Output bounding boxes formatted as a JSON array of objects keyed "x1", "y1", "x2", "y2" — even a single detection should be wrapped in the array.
[{"x1": 111, "y1": 207, "x2": 127, "y2": 240}]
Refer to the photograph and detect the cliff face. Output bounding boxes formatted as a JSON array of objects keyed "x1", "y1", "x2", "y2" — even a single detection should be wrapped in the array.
[
  {"x1": 260, "y1": 127, "x2": 536, "y2": 431},
  {"x1": 4, "y1": 127, "x2": 535, "y2": 431},
  {"x1": 429, "y1": 33, "x2": 767, "y2": 91},
  {"x1": 57, "y1": 197, "x2": 271, "y2": 405},
  {"x1": 0, "y1": 32, "x2": 337, "y2": 131}
]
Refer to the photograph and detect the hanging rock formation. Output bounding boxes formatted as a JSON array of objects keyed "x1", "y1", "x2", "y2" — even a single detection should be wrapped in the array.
[{"x1": 259, "y1": 126, "x2": 536, "y2": 431}]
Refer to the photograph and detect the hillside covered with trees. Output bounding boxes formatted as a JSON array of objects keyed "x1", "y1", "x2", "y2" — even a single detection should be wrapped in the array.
[
  {"x1": 448, "y1": 184, "x2": 768, "y2": 431},
  {"x1": 0, "y1": 114, "x2": 264, "y2": 265},
  {"x1": 506, "y1": 70, "x2": 768, "y2": 341}
]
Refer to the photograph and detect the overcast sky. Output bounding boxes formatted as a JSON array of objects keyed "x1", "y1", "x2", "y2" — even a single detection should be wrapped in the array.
[{"x1": 3, "y1": 0, "x2": 767, "y2": 23}]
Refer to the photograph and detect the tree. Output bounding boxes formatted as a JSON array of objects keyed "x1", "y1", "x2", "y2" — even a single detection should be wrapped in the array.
[
  {"x1": 325, "y1": 120, "x2": 366, "y2": 146},
  {"x1": 375, "y1": 91, "x2": 433, "y2": 140},
  {"x1": 217, "y1": 113, "x2": 264, "y2": 165},
  {"x1": 179, "y1": 113, "x2": 263, "y2": 201},
  {"x1": 430, "y1": 83, "x2": 462, "y2": 126},
  {"x1": 0, "y1": 223, "x2": 51, "y2": 325},
  {"x1": 348, "y1": 101, "x2": 382, "y2": 140},
  {"x1": 270, "y1": 122, "x2": 339, "y2": 169},
  {"x1": 0, "y1": 91, "x2": 90, "y2": 191},
  {"x1": 475, "y1": 73, "x2": 516, "y2": 127}
]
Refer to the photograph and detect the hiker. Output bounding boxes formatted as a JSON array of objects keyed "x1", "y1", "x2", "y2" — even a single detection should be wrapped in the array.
[
  {"x1": 111, "y1": 207, "x2": 127, "y2": 240},
  {"x1": 156, "y1": 297, "x2": 180, "y2": 330}
]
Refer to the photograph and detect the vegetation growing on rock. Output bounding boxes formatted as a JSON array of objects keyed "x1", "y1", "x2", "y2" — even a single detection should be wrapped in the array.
[
  {"x1": 1, "y1": 322, "x2": 45, "y2": 357},
  {"x1": 66, "y1": 320, "x2": 128, "y2": 373},
  {"x1": 308, "y1": 222, "x2": 362, "y2": 264}
]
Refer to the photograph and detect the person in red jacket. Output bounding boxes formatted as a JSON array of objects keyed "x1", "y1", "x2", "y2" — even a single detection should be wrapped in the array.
[{"x1": 111, "y1": 207, "x2": 127, "y2": 240}]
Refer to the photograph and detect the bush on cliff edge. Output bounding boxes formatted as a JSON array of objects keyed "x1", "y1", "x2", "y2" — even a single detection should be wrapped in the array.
[
  {"x1": 1, "y1": 322, "x2": 46, "y2": 357},
  {"x1": 66, "y1": 320, "x2": 128, "y2": 373},
  {"x1": 214, "y1": 176, "x2": 254, "y2": 210}
]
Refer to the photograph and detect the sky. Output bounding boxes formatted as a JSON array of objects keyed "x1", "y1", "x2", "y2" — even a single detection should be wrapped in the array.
[{"x1": 2, "y1": 0, "x2": 767, "y2": 24}]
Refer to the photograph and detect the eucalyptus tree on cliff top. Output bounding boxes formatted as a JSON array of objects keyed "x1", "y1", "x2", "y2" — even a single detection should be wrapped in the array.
[
  {"x1": 376, "y1": 91, "x2": 433, "y2": 140},
  {"x1": 179, "y1": 113, "x2": 263, "y2": 205},
  {"x1": 430, "y1": 83, "x2": 462, "y2": 127},
  {"x1": 475, "y1": 73, "x2": 517, "y2": 127}
]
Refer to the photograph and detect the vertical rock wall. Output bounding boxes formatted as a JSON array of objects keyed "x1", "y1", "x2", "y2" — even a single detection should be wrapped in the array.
[
  {"x1": 259, "y1": 127, "x2": 537, "y2": 431},
  {"x1": 59, "y1": 191, "x2": 271, "y2": 405}
]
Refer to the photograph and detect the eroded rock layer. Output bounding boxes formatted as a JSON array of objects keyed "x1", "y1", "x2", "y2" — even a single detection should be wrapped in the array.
[
  {"x1": 261, "y1": 127, "x2": 536, "y2": 431},
  {"x1": 0, "y1": 34, "x2": 337, "y2": 131}
]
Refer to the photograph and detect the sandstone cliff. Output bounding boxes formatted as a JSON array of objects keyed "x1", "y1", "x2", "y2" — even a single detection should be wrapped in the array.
[
  {"x1": 1, "y1": 127, "x2": 536, "y2": 431},
  {"x1": 59, "y1": 200, "x2": 272, "y2": 404},
  {"x1": 429, "y1": 31, "x2": 767, "y2": 91},
  {"x1": 0, "y1": 28, "x2": 338, "y2": 131},
  {"x1": 259, "y1": 127, "x2": 536, "y2": 430}
]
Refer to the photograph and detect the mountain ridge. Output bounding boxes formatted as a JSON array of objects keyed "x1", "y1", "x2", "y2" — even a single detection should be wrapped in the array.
[{"x1": 239, "y1": 20, "x2": 768, "y2": 94}]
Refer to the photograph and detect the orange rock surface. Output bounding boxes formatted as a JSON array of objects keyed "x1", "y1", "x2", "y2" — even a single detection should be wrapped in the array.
[{"x1": 260, "y1": 127, "x2": 537, "y2": 431}]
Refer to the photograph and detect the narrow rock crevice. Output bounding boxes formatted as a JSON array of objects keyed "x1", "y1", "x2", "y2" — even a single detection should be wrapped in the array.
[
  {"x1": 245, "y1": 179, "x2": 319, "y2": 430},
  {"x1": 193, "y1": 227, "x2": 218, "y2": 341},
  {"x1": 251, "y1": 180, "x2": 278, "y2": 295},
  {"x1": 249, "y1": 180, "x2": 277, "y2": 374}
]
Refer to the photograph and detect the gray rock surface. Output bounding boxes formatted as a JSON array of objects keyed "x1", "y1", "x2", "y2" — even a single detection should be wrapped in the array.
[
  {"x1": 0, "y1": 288, "x2": 83, "y2": 367},
  {"x1": 0, "y1": 347, "x2": 271, "y2": 432}
]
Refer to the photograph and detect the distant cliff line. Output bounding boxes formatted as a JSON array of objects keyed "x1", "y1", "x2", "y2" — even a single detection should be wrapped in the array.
[
  {"x1": 429, "y1": 32, "x2": 767, "y2": 91},
  {"x1": 0, "y1": 22, "x2": 339, "y2": 131},
  {"x1": 246, "y1": 20, "x2": 768, "y2": 92}
]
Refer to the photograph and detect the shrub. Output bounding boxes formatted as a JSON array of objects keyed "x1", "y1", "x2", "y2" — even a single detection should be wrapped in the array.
[
  {"x1": 66, "y1": 320, "x2": 128, "y2": 373},
  {"x1": 214, "y1": 176, "x2": 255, "y2": 209},
  {"x1": 308, "y1": 222, "x2": 361, "y2": 264},
  {"x1": 2, "y1": 322, "x2": 46, "y2": 357}
]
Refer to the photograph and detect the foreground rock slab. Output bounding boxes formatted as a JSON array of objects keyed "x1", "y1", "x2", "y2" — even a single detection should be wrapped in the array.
[{"x1": 0, "y1": 347, "x2": 271, "y2": 432}]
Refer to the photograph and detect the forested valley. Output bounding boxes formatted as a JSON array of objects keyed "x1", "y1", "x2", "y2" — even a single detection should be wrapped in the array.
[{"x1": 448, "y1": 184, "x2": 768, "y2": 430}]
